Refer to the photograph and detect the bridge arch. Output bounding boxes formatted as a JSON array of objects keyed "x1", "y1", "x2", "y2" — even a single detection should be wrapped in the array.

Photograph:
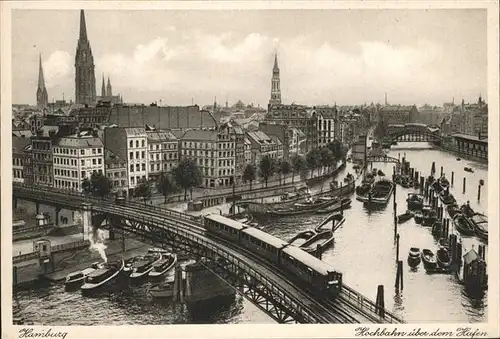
[{"x1": 386, "y1": 128, "x2": 443, "y2": 143}]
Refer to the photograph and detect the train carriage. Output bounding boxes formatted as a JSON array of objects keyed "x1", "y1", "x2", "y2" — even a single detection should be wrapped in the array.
[
  {"x1": 203, "y1": 213, "x2": 247, "y2": 243},
  {"x1": 281, "y1": 245, "x2": 342, "y2": 295},
  {"x1": 240, "y1": 227, "x2": 288, "y2": 263}
]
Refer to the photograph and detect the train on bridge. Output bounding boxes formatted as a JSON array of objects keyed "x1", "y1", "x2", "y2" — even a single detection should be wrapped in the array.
[{"x1": 204, "y1": 213, "x2": 343, "y2": 296}]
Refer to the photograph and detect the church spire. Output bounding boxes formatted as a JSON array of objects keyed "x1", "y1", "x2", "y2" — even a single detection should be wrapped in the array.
[
  {"x1": 106, "y1": 76, "x2": 112, "y2": 97},
  {"x1": 269, "y1": 52, "x2": 282, "y2": 107},
  {"x1": 36, "y1": 53, "x2": 48, "y2": 109},
  {"x1": 101, "y1": 74, "x2": 106, "y2": 97},
  {"x1": 79, "y1": 9, "x2": 88, "y2": 40}
]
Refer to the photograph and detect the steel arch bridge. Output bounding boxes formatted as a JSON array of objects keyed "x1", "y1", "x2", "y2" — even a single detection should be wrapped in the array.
[
  {"x1": 13, "y1": 183, "x2": 404, "y2": 325},
  {"x1": 387, "y1": 128, "x2": 443, "y2": 143},
  {"x1": 366, "y1": 155, "x2": 400, "y2": 164}
]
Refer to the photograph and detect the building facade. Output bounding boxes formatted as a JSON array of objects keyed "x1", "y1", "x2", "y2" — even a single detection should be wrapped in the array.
[
  {"x1": 265, "y1": 104, "x2": 317, "y2": 152},
  {"x1": 379, "y1": 105, "x2": 418, "y2": 125},
  {"x1": 147, "y1": 130, "x2": 179, "y2": 180},
  {"x1": 315, "y1": 106, "x2": 338, "y2": 148},
  {"x1": 245, "y1": 130, "x2": 283, "y2": 164},
  {"x1": 52, "y1": 132, "x2": 104, "y2": 191},
  {"x1": 105, "y1": 150, "x2": 129, "y2": 196},
  {"x1": 104, "y1": 127, "x2": 149, "y2": 194},
  {"x1": 75, "y1": 10, "x2": 96, "y2": 106},
  {"x1": 31, "y1": 127, "x2": 60, "y2": 187},
  {"x1": 13, "y1": 137, "x2": 31, "y2": 183}
]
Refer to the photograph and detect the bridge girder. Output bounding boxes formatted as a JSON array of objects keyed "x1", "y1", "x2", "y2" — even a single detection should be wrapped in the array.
[
  {"x1": 101, "y1": 214, "x2": 316, "y2": 324},
  {"x1": 366, "y1": 155, "x2": 400, "y2": 164},
  {"x1": 388, "y1": 129, "x2": 442, "y2": 143}
]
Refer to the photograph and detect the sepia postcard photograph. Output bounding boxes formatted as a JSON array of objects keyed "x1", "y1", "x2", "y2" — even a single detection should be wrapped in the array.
[{"x1": 1, "y1": 1, "x2": 499, "y2": 338}]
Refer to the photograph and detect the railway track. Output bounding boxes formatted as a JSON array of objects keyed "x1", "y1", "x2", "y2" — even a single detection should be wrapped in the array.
[{"x1": 14, "y1": 185, "x2": 395, "y2": 324}]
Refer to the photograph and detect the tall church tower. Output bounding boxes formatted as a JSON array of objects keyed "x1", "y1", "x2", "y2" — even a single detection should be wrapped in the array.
[
  {"x1": 101, "y1": 74, "x2": 106, "y2": 97},
  {"x1": 36, "y1": 54, "x2": 48, "y2": 109},
  {"x1": 75, "y1": 10, "x2": 96, "y2": 106},
  {"x1": 269, "y1": 52, "x2": 282, "y2": 106},
  {"x1": 106, "y1": 77, "x2": 112, "y2": 97}
]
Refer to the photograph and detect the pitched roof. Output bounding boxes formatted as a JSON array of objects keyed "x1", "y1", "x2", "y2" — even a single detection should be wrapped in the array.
[
  {"x1": 12, "y1": 136, "x2": 31, "y2": 153},
  {"x1": 181, "y1": 129, "x2": 218, "y2": 141},
  {"x1": 146, "y1": 130, "x2": 177, "y2": 142},
  {"x1": 55, "y1": 135, "x2": 104, "y2": 148}
]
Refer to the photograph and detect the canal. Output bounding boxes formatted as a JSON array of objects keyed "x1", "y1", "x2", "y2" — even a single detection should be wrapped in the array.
[{"x1": 13, "y1": 142, "x2": 488, "y2": 324}]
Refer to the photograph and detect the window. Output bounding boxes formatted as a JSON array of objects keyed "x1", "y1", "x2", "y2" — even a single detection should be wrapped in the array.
[
  {"x1": 92, "y1": 159, "x2": 96, "y2": 165},
  {"x1": 136, "y1": 164, "x2": 140, "y2": 171},
  {"x1": 81, "y1": 171, "x2": 85, "y2": 178},
  {"x1": 141, "y1": 163, "x2": 146, "y2": 171},
  {"x1": 141, "y1": 151, "x2": 145, "y2": 159},
  {"x1": 129, "y1": 140, "x2": 133, "y2": 148},
  {"x1": 130, "y1": 152, "x2": 133, "y2": 159},
  {"x1": 98, "y1": 158, "x2": 102, "y2": 165},
  {"x1": 98, "y1": 148, "x2": 102, "y2": 154},
  {"x1": 92, "y1": 149, "x2": 96, "y2": 155},
  {"x1": 81, "y1": 150, "x2": 85, "y2": 155},
  {"x1": 136, "y1": 140, "x2": 139, "y2": 148},
  {"x1": 130, "y1": 165, "x2": 134, "y2": 172},
  {"x1": 142, "y1": 140, "x2": 145, "y2": 147}
]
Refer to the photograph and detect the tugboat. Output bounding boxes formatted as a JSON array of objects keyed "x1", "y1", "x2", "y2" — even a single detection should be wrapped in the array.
[
  {"x1": 407, "y1": 247, "x2": 421, "y2": 267},
  {"x1": 397, "y1": 210, "x2": 414, "y2": 224},
  {"x1": 130, "y1": 253, "x2": 163, "y2": 279},
  {"x1": 436, "y1": 247, "x2": 452, "y2": 270},
  {"x1": 421, "y1": 249, "x2": 438, "y2": 270},
  {"x1": 464, "y1": 167, "x2": 474, "y2": 173},
  {"x1": 407, "y1": 193, "x2": 424, "y2": 211},
  {"x1": 149, "y1": 253, "x2": 177, "y2": 278},
  {"x1": 81, "y1": 260, "x2": 125, "y2": 292}
]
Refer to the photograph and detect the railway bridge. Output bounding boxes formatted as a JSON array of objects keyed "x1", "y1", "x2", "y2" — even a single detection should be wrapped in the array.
[{"x1": 13, "y1": 183, "x2": 404, "y2": 324}]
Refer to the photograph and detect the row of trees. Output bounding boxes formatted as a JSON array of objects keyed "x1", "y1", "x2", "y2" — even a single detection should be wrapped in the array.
[
  {"x1": 82, "y1": 157, "x2": 203, "y2": 204},
  {"x1": 82, "y1": 140, "x2": 347, "y2": 201},
  {"x1": 242, "y1": 140, "x2": 347, "y2": 188}
]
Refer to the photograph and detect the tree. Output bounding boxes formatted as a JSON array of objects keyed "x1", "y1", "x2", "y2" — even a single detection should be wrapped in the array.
[
  {"x1": 82, "y1": 172, "x2": 112, "y2": 198},
  {"x1": 320, "y1": 147, "x2": 336, "y2": 174},
  {"x1": 290, "y1": 154, "x2": 307, "y2": 183},
  {"x1": 279, "y1": 160, "x2": 292, "y2": 185},
  {"x1": 174, "y1": 157, "x2": 203, "y2": 200},
  {"x1": 306, "y1": 148, "x2": 322, "y2": 178},
  {"x1": 327, "y1": 140, "x2": 346, "y2": 161},
  {"x1": 135, "y1": 179, "x2": 152, "y2": 205},
  {"x1": 157, "y1": 172, "x2": 180, "y2": 204},
  {"x1": 242, "y1": 164, "x2": 257, "y2": 190},
  {"x1": 258, "y1": 155, "x2": 276, "y2": 187}
]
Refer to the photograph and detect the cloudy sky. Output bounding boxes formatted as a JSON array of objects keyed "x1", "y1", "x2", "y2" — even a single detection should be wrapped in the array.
[{"x1": 12, "y1": 9, "x2": 487, "y2": 107}]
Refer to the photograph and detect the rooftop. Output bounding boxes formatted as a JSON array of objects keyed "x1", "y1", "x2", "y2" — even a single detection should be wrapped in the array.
[
  {"x1": 12, "y1": 136, "x2": 31, "y2": 153},
  {"x1": 56, "y1": 134, "x2": 104, "y2": 148}
]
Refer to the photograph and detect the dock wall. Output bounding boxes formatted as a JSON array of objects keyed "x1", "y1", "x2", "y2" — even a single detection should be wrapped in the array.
[{"x1": 184, "y1": 260, "x2": 235, "y2": 304}]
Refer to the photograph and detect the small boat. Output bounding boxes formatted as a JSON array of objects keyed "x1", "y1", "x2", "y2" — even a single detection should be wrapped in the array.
[
  {"x1": 439, "y1": 191, "x2": 456, "y2": 205},
  {"x1": 439, "y1": 176, "x2": 450, "y2": 190},
  {"x1": 397, "y1": 210, "x2": 414, "y2": 224},
  {"x1": 452, "y1": 214, "x2": 475, "y2": 236},
  {"x1": 316, "y1": 198, "x2": 351, "y2": 214},
  {"x1": 464, "y1": 167, "x2": 474, "y2": 173},
  {"x1": 288, "y1": 230, "x2": 317, "y2": 246},
  {"x1": 149, "y1": 253, "x2": 177, "y2": 277},
  {"x1": 438, "y1": 238, "x2": 450, "y2": 249},
  {"x1": 300, "y1": 230, "x2": 335, "y2": 254},
  {"x1": 422, "y1": 210, "x2": 437, "y2": 226},
  {"x1": 457, "y1": 158, "x2": 461, "y2": 161},
  {"x1": 446, "y1": 204, "x2": 461, "y2": 218},
  {"x1": 81, "y1": 260, "x2": 125, "y2": 292},
  {"x1": 414, "y1": 211, "x2": 423, "y2": 224},
  {"x1": 460, "y1": 203, "x2": 475, "y2": 218},
  {"x1": 436, "y1": 248, "x2": 452, "y2": 269},
  {"x1": 353, "y1": 164, "x2": 360, "y2": 170},
  {"x1": 469, "y1": 213, "x2": 488, "y2": 241},
  {"x1": 65, "y1": 265, "x2": 100, "y2": 288},
  {"x1": 421, "y1": 249, "x2": 437, "y2": 269},
  {"x1": 361, "y1": 180, "x2": 394, "y2": 205},
  {"x1": 431, "y1": 221, "x2": 443, "y2": 237},
  {"x1": 431, "y1": 180, "x2": 444, "y2": 194},
  {"x1": 391, "y1": 141, "x2": 398, "y2": 145},
  {"x1": 372, "y1": 168, "x2": 378, "y2": 176},
  {"x1": 407, "y1": 247, "x2": 421, "y2": 267},
  {"x1": 130, "y1": 253, "x2": 163, "y2": 279},
  {"x1": 150, "y1": 276, "x2": 175, "y2": 298},
  {"x1": 407, "y1": 193, "x2": 424, "y2": 211},
  {"x1": 377, "y1": 170, "x2": 385, "y2": 177},
  {"x1": 344, "y1": 173, "x2": 354, "y2": 183},
  {"x1": 355, "y1": 183, "x2": 372, "y2": 200},
  {"x1": 401, "y1": 176, "x2": 412, "y2": 188},
  {"x1": 362, "y1": 173, "x2": 375, "y2": 185}
]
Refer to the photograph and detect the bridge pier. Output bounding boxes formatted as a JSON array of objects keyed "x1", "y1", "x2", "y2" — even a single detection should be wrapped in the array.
[
  {"x1": 55, "y1": 207, "x2": 61, "y2": 226},
  {"x1": 81, "y1": 203, "x2": 92, "y2": 241}
]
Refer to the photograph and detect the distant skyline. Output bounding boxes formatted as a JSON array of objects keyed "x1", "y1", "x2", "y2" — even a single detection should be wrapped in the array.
[{"x1": 12, "y1": 9, "x2": 487, "y2": 107}]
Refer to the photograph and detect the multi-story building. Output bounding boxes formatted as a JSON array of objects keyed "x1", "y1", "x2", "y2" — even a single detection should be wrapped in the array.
[
  {"x1": 104, "y1": 127, "x2": 148, "y2": 195},
  {"x1": 180, "y1": 124, "x2": 237, "y2": 188},
  {"x1": 315, "y1": 106, "x2": 338, "y2": 148},
  {"x1": 245, "y1": 130, "x2": 283, "y2": 164},
  {"x1": 352, "y1": 135, "x2": 367, "y2": 164},
  {"x1": 146, "y1": 130, "x2": 179, "y2": 180},
  {"x1": 31, "y1": 126, "x2": 59, "y2": 187},
  {"x1": 244, "y1": 138, "x2": 252, "y2": 164},
  {"x1": 265, "y1": 104, "x2": 317, "y2": 152},
  {"x1": 259, "y1": 122, "x2": 290, "y2": 160},
  {"x1": 13, "y1": 137, "x2": 31, "y2": 183},
  {"x1": 105, "y1": 150, "x2": 128, "y2": 196},
  {"x1": 379, "y1": 105, "x2": 418, "y2": 125},
  {"x1": 52, "y1": 131, "x2": 104, "y2": 191},
  {"x1": 289, "y1": 128, "x2": 307, "y2": 156}
]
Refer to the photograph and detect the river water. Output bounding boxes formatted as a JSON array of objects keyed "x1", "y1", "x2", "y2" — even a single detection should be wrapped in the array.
[{"x1": 13, "y1": 142, "x2": 488, "y2": 324}]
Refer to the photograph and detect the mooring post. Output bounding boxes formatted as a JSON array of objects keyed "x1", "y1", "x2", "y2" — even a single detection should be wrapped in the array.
[
  {"x1": 396, "y1": 233, "x2": 400, "y2": 262},
  {"x1": 456, "y1": 243, "x2": 463, "y2": 266},
  {"x1": 395, "y1": 260, "x2": 403, "y2": 290},
  {"x1": 368, "y1": 192, "x2": 372, "y2": 206},
  {"x1": 451, "y1": 171, "x2": 454, "y2": 186},
  {"x1": 463, "y1": 177, "x2": 466, "y2": 193},
  {"x1": 440, "y1": 166, "x2": 443, "y2": 177},
  {"x1": 375, "y1": 285, "x2": 385, "y2": 317},
  {"x1": 477, "y1": 184, "x2": 481, "y2": 202},
  {"x1": 36, "y1": 202, "x2": 40, "y2": 215}
]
